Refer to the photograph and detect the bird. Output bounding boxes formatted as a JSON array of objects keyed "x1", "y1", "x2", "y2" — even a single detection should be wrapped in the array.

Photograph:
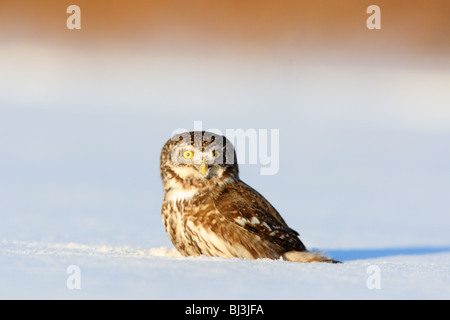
[{"x1": 160, "y1": 131, "x2": 339, "y2": 263}]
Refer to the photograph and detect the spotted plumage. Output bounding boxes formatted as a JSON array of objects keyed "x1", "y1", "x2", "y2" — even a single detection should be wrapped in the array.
[{"x1": 160, "y1": 131, "x2": 338, "y2": 263}]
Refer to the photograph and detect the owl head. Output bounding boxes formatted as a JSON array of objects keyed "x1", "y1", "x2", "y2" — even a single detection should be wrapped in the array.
[{"x1": 160, "y1": 131, "x2": 239, "y2": 186}]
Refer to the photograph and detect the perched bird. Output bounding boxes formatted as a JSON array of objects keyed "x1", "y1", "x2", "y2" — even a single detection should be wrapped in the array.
[{"x1": 160, "y1": 131, "x2": 338, "y2": 263}]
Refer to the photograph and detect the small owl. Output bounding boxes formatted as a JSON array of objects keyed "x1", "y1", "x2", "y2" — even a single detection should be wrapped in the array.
[{"x1": 160, "y1": 131, "x2": 338, "y2": 263}]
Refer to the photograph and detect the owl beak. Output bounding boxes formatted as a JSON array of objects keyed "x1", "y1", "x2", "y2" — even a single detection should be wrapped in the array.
[{"x1": 199, "y1": 161, "x2": 208, "y2": 176}]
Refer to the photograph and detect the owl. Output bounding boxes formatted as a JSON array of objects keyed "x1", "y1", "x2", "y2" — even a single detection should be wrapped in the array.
[{"x1": 160, "y1": 131, "x2": 338, "y2": 263}]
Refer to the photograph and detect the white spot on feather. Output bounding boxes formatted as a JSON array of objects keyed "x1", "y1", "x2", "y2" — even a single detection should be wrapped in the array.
[
  {"x1": 250, "y1": 217, "x2": 260, "y2": 225},
  {"x1": 234, "y1": 217, "x2": 248, "y2": 227},
  {"x1": 262, "y1": 222, "x2": 272, "y2": 231}
]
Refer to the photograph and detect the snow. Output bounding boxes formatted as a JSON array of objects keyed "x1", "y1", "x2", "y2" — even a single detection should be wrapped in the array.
[
  {"x1": 1, "y1": 240, "x2": 449, "y2": 299},
  {"x1": 1, "y1": 35, "x2": 449, "y2": 300}
]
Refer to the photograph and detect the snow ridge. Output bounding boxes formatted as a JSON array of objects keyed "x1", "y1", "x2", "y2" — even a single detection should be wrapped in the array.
[{"x1": 0, "y1": 240, "x2": 182, "y2": 258}]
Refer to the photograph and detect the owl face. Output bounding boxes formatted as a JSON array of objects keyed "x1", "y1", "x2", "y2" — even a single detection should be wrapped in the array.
[{"x1": 160, "y1": 131, "x2": 239, "y2": 183}]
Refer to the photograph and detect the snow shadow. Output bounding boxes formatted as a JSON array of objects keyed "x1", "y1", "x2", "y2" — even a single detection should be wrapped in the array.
[{"x1": 326, "y1": 246, "x2": 450, "y2": 262}]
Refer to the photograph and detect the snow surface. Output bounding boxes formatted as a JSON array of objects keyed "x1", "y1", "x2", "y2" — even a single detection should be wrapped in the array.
[
  {"x1": 1, "y1": 240, "x2": 449, "y2": 299},
  {"x1": 1, "y1": 37, "x2": 449, "y2": 300}
]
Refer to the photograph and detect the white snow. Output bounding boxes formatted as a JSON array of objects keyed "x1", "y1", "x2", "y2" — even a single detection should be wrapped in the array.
[
  {"x1": 1, "y1": 240, "x2": 449, "y2": 299},
  {"x1": 1, "y1": 33, "x2": 449, "y2": 300}
]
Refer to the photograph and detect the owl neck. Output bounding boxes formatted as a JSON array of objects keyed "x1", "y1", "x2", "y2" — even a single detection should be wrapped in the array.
[{"x1": 162, "y1": 169, "x2": 239, "y2": 201}]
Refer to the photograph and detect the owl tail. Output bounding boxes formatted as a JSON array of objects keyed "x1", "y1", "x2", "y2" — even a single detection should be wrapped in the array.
[{"x1": 282, "y1": 250, "x2": 340, "y2": 263}]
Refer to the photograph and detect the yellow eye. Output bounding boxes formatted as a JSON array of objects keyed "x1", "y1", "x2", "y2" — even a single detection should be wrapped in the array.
[
  {"x1": 212, "y1": 150, "x2": 220, "y2": 158},
  {"x1": 182, "y1": 150, "x2": 194, "y2": 159}
]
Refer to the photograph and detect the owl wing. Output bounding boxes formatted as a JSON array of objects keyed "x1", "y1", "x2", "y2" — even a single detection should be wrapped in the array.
[{"x1": 213, "y1": 180, "x2": 307, "y2": 252}]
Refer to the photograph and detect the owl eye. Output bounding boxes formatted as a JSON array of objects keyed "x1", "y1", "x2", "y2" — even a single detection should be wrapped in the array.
[
  {"x1": 212, "y1": 150, "x2": 220, "y2": 158},
  {"x1": 182, "y1": 150, "x2": 194, "y2": 159}
]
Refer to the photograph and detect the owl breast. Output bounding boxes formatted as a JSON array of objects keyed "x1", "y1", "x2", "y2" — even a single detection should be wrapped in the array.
[{"x1": 161, "y1": 190, "x2": 280, "y2": 260}]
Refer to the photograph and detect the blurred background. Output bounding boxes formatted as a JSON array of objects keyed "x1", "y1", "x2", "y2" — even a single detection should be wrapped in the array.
[{"x1": 0, "y1": 0, "x2": 449, "y2": 250}]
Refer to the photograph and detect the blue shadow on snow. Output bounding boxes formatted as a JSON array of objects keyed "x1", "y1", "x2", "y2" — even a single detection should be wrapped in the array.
[{"x1": 325, "y1": 246, "x2": 450, "y2": 262}]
